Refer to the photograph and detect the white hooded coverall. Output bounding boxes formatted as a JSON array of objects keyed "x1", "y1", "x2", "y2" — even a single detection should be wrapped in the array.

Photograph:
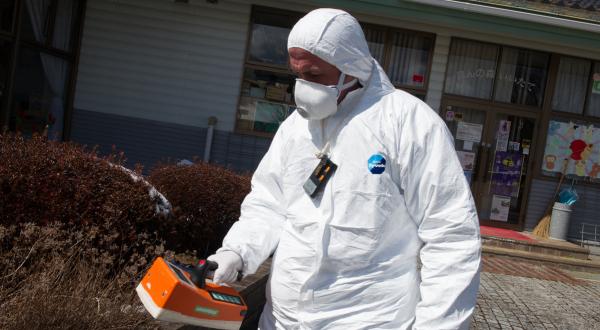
[{"x1": 217, "y1": 8, "x2": 481, "y2": 330}]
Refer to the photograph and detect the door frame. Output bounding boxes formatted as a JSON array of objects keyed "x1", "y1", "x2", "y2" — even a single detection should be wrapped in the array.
[{"x1": 440, "y1": 95, "x2": 541, "y2": 231}]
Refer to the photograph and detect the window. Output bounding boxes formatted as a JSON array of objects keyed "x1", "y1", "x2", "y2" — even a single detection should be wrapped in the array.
[
  {"x1": 552, "y1": 56, "x2": 591, "y2": 114},
  {"x1": 0, "y1": 0, "x2": 84, "y2": 140},
  {"x1": 237, "y1": 67, "x2": 295, "y2": 134},
  {"x1": 385, "y1": 30, "x2": 434, "y2": 92},
  {"x1": 542, "y1": 58, "x2": 600, "y2": 182},
  {"x1": 363, "y1": 24, "x2": 435, "y2": 99},
  {"x1": 587, "y1": 62, "x2": 600, "y2": 117},
  {"x1": 235, "y1": 7, "x2": 301, "y2": 135},
  {"x1": 445, "y1": 39, "x2": 499, "y2": 99},
  {"x1": 552, "y1": 57, "x2": 600, "y2": 118},
  {"x1": 445, "y1": 39, "x2": 550, "y2": 108},
  {"x1": 247, "y1": 11, "x2": 296, "y2": 67},
  {"x1": 494, "y1": 47, "x2": 549, "y2": 107},
  {"x1": 20, "y1": 0, "x2": 79, "y2": 52},
  {"x1": 236, "y1": 7, "x2": 436, "y2": 136},
  {"x1": 12, "y1": 47, "x2": 70, "y2": 137}
]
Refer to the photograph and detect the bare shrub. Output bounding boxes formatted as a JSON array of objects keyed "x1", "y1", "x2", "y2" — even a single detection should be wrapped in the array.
[
  {"x1": 0, "y1": 224, "x2": 160, "y2": 330},
  {"x1": 0, "y1": 134, "x2": 169, "y2": 278},
  {"x1": 0, "y1": 134, "x2": 253, "y2": 329},
  {"x1": 148, "y1": 162, "x2": 251, "y2": 255}
]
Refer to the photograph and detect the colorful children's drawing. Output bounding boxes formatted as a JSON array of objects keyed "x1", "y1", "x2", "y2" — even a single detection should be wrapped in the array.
[{"x1": 542, "y1": 121, "x2": 600, "y2": 178}]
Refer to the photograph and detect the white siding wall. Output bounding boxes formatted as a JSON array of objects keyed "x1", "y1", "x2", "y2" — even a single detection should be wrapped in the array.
[
  {"x1": 74, "y1": 0, "x2": 251, "y2": 131},
  {"x1": 425, "y1": 34, "x2": 450, "y2": 113}
]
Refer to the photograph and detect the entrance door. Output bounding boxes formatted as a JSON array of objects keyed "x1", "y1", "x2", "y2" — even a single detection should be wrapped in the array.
[{"x1": 442, "y1": 102, "x2": 538, "y2": 230}]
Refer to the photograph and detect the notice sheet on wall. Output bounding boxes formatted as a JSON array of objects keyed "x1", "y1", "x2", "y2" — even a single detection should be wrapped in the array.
[
  {"x1": 490, "y1": 195, "x2": 511, "y2": 222},
  {"x1": 456, "y1": 122, "x2": 483, "y2": 143},
  {"x1": 457, "y1": 151, "x2": 476, "y2": 171},
  {"x1": 495, "y1": 120, "x2": 511, "y2": 152}
]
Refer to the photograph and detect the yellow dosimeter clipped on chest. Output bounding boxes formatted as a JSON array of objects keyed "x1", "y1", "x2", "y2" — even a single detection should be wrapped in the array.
[{"x1": 136, "y1": 257, "x2": 247, "y2": 330}]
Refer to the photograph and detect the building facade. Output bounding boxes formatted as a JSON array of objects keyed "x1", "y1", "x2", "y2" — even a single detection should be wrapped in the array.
[{"x1": 2, "y1": 0, "x2": 600, "y2": 240}]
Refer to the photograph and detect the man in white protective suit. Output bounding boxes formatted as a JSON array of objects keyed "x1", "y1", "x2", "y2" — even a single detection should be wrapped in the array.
[{"x1": 208, "y1": 8, "x2": 481, "y2": 330}]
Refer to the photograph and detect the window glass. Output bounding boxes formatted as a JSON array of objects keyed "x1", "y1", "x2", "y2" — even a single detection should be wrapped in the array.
[
  {"x1": 248, "y1": 24, "x2": 290, "y2": 67},
  {"x1": 237, "y1": 67, "x2": 295, "y2": 134},
  {"x1": 586, "y1": 62, "x2": 600, "y2": 117},
  {"x1": 52, "y1": 0, "x2": 77, "y2": 51},
  {"x1": 247, "y1": 10, "x2": 299, "y2": 67},
  {"x1": 386, "y1": 32, "x2": 433, "y2": 88},
  {"x1": 21, "y1": 0, "x2": 76, "y2": 50},
  {"x1": 552, "y1": 56, "x2": 591, "y2": 114},
  {"x1": 0, "y1": 0, "x2": 15, "y2": 32},
  {"x1": 21, "y1": 1, "x2": 52, "y2": 45},
  {"x1": 494, "y1": 47, "x2": 549, "y2": 107},
  {"x1": 363, "y1": 25, "x2": 386, "y2": 66},
  {"x1": 10, "y1": 48, "x2": 69, "y2": 139},
  {"x1": 445, "y1": 39, "x2": 499, "y2": 99}
]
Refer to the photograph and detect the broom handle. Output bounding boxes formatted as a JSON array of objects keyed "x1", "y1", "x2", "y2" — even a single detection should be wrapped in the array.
[{"x1": 543, "y1": 159, "x2": 568, "y2": 215}]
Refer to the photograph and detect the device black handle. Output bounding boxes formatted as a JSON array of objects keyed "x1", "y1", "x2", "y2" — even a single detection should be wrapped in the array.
[{"x1": 190, "y1": 259, "x2": 219, "y2": 289}]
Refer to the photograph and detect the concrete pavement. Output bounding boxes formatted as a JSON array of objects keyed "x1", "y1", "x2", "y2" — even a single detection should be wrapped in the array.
[{"x1": 472, "y1": 255, "x2": 600, "y2": 329}]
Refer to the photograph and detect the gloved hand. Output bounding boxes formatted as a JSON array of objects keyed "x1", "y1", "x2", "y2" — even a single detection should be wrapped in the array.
[{"x1": 207, "y1": 250, "x2": 243, "y2": 285}]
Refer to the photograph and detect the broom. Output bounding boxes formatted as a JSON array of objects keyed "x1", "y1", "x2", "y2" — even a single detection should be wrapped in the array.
[{"x1": 532, "y1": 158, "x2": 568, "y2": 238}]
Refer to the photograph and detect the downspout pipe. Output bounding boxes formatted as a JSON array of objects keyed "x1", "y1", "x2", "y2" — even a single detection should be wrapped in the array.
[{"x1": 203, "y1": 116, "x2": 217, "y2": 163}]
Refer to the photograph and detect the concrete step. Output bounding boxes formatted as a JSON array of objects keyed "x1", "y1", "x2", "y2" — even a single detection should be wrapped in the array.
[
  {"x1": 482, "y1": 245, "x2": 600, "y2": 273},
  {"x1": 483, "y1": 235, "x2": 590, "y2": 260}
]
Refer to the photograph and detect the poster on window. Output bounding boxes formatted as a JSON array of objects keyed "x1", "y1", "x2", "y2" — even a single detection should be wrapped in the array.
[
  {"x1": 490, "y1": 195, "x2": 511, "y2": 222},
  {"x1": 457, "y1": 151, "x2": 476, "y2": 171},
  {"x1": 490, "y1": 151, "x2": 523, "y2": 198},
  {"x1": 542, "y1": 121, "x2": 600, "y2": 179},
  {"x1": 495, "y1": 120, "x2": 511, "y2": 152},
  {"x1": 456, "y1": 122, "x2": 483, "y2": 143}
]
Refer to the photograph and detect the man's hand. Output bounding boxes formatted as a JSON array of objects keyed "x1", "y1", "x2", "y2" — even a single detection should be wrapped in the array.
[{"x1": 207, "y1": 250, "x2": 243, "y2": 285}]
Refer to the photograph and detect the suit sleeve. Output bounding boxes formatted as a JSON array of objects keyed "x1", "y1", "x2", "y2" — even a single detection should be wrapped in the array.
[
  {"x1": 217, "y1": 125, "x2": 288, "y2": 275},
  {"x1": 399, "y1": 102, "x2": 481, "y2": 330}
]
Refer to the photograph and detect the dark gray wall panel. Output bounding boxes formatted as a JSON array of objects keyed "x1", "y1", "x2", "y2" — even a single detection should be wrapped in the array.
[
  {"x1": 71, "y1": 109, "x2": 207, "y2": 171},
  {"x1": 70, "y1": 109, "x2": 271, "y2": 173},
  {"x1": 525, "y1": 178, "x2": 600, "y2": 240},
  {"x1": 210, "y1": 130, "x2": 271, "y2": 173}
]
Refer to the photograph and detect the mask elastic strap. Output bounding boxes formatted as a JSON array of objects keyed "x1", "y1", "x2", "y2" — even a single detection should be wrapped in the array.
[
  {"x1": 340, "y1": 78, "x2": 357, "y2": 90},
  {"x1": 335, "y1": 73, "x2": 347, "y2": 97}
]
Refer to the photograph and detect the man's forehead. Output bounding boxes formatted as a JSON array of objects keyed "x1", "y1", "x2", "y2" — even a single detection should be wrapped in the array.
[{"x1": 289, "y1": 47, "x2": 333, "y2": 68}]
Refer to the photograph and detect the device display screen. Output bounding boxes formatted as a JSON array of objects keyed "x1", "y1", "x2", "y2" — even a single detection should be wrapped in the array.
[
  {"x1": 167, "y1": 261, "x2": 194, "y2": 286},
  {"x1": 210, "y1": 291, "x2": 243, "y2": 305}
]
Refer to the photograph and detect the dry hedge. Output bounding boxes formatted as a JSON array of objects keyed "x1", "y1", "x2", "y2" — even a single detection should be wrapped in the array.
[
  {"x1": 0, "y1": 134, "x2": 172, "y2": 329},
  {"x1": 149, "y1": 161, "x2": 251, "y2": 256},
  {"x1": 0, "y1": 134, "x2": 169, "y2": 278},
  {"x1": 0, "y1": 133, "x2": 253, "y2": 329},
  {"x1": 0, "y1": 223, "x2": 160, "y2": 329}
]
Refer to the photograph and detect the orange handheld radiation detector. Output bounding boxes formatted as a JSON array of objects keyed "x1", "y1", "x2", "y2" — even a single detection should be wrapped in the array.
[{"x1": 136, "y1": 257, "x2": 247, "y2": 330}]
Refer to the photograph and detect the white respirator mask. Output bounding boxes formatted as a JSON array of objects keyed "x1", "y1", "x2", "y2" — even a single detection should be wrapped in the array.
[{"x1": 294, "y1": 73, "x2": 357, "y2": 120}]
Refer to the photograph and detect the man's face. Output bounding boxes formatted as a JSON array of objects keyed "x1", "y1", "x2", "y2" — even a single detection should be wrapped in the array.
[{"x1": 288, "y1": 47, "x2": 341, "y2": 86}]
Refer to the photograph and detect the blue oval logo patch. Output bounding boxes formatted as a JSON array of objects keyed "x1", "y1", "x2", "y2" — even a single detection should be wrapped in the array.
[{"x1": 368, "y1": 154, "x2": 386, "y2": 174}]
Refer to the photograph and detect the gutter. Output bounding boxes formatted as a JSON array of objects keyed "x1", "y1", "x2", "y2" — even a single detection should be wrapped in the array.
[{"x1": 405, "y1": 0, "x2": 600, "y2": 34}]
